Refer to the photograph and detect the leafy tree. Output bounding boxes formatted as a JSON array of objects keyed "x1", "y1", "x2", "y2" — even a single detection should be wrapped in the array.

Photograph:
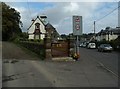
[
  {"x1": 2, "y1": 2, "x2": 22, "y2": 41},
  {"x1": 19, "y1": 32, "x2": 28, "y2": 40},
  {"x1": 61, "y1": 34, "x2": 67, "y2": 40}
]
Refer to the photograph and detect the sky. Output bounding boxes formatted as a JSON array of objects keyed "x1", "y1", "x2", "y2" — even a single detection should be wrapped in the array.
[{"x1": 4, "y1": 0, "x2": 119, "y2": 35}]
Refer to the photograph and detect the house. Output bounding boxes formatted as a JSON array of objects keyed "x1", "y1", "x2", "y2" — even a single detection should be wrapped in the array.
[
  {"x1": 27, "y1": 16, "x2": 47, "y2": 40},
  {"x1": 45, "y1": 23, "x2": 60, "y2": 41},
  {"x1": 28, "y1": 15, "x2": 60, "y2": 41},
  {"x1": 96, "y1": 27, "x2": 120, "y2": 41}
]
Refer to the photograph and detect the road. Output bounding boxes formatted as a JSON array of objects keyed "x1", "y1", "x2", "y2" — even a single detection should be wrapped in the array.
[
  {"x1": 79, "y1": 47, "x2": 119, "y2": 76},
  {"x1": 2, "y1": 42, "x2": 119, "y2": 87}
]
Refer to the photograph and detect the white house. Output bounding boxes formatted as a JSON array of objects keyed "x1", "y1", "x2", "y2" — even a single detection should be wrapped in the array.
[
  {"x1": 96, "y1": 27, "x2": 120, "y2": 41},
  {"x1": 28, "y1": 16, "x2": 47, "y2": 40}
]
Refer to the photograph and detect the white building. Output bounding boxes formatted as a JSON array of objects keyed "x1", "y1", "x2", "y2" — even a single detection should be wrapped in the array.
[
  {"x1": 28, "y1": 16, "x2": 47, "y2": 40},
  {"x1": 96, "y1": 27, "x2": 120, "y2": 41}
]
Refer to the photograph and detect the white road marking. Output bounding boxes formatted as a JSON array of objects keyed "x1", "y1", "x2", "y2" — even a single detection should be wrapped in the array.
[{"x1": 98, "y1": 61, "x2": 119, "y2": 78}]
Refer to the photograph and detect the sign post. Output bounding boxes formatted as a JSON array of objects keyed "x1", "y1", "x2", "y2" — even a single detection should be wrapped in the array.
[{"x1": 73, "y1": 16, "x2": 83, "y2": 60}]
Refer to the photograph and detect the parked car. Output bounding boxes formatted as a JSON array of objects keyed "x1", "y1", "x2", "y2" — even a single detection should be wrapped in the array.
[
  {"x1": 98, "y1": 44, "x2": 113, "y2": 52},
  {"x1": 87, "y1": 43, "x2": 96, "y2": 49},
  {"x1": 79, "y1": 43, "x2": 83, "y2": 47},
  {"x1": 79, "y1": 42, "x2": 86, "y2": 47}
]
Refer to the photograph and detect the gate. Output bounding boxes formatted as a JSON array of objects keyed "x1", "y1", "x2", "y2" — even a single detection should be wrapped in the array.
[{"x1": 51, "y1": 40, "x2": 70, "y2": 57}]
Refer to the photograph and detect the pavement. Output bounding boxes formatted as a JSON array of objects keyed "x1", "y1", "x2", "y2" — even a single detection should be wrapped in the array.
[
  {"x1": 52, "y1": 57, "x2": 75, "y2": 61},
  {"x1": 2, "y1": 42, "x2": 119, "y2": 87},
  {"x1": 3, "y1": 57, "x2": 119, "y2": 87},
  {"x1": 43, "y1": 57, "x2": 118, "y2": 87}
]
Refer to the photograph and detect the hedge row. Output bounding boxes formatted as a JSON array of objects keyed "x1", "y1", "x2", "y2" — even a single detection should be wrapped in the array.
[
  {"x1": 19, "y1": 41, "x2": 45, "y2": 60},
  {"x1": 95, "y1": 40, "x2": 120, "y2": 51}
]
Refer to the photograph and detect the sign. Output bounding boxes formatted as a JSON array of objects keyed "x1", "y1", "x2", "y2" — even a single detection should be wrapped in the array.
[{"x1": 73, "y1": 16, "x2": 83, "y2": 35}]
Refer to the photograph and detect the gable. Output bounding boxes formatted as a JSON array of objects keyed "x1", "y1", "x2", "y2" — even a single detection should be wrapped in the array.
[{"x1": 28, "y1": 17, "x2": 46, "y2": 34}]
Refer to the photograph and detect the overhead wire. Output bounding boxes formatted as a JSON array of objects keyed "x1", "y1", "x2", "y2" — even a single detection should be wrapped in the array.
[
  {"x1": 27, "y1": 0, "x2": 32, "y2": 19},
  {"x1": 95, "y1": 4, "x2": 120, "y2": 22},
  {"x1": 92, "y1": 4, "x2": 120, "y2": 33}
]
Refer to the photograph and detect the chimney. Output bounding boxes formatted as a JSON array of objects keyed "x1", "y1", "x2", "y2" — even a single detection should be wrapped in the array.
[
  {"x1": 31, "y1": 19, "x2": 35, "y2": 22},
  {"x1": 40, "y1": 15, "x2": 47, "y2": 24}
]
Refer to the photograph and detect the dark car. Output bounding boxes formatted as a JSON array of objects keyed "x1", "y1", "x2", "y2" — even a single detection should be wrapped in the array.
[{"x1": 98, "y1": 44, "x2": 113, "y2": 52}]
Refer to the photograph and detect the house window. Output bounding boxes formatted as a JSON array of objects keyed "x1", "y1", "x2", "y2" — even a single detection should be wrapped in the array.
[{"x1": 35, "y1": 23, "x2": 40, "y2": 29}]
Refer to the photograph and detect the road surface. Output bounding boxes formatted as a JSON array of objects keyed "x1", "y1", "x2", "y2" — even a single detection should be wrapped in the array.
[
  {"x1": 2, "y1": 42, "x2": 119, "y2": 87},
  {"x1": 79, "y1": 48, "x2": 119, "y2": 76}
]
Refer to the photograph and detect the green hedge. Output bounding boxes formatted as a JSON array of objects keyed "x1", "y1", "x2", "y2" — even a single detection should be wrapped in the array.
[
  {"x1": 19, "y1": 41, "x2": 45, "y2": 60},
  {"x1": 96, "y1": 39, "x2": 120, "y2": 51}
]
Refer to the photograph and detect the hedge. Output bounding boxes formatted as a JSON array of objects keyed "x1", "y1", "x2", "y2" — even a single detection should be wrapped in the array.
[{"x1": 19, "y1": 41, "x2": 45, "y2": 60}]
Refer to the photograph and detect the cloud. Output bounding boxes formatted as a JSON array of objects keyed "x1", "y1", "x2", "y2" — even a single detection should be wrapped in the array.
[
  {"x1": 1, "y1": 0, "x2": 120, "y2": 2},
  {"x1": 5, "y1": 2, "x2": 118, "y2": 34},
  {"x1": 39, "y1": 2, "x2": 101, "y2": 34},
  {"x1": 64, "y1": 2, "x2": 79, "y2": 12}
]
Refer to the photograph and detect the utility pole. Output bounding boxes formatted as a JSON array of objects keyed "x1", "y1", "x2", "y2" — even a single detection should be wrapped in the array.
[
  {"x1": 94, "y1": 21, "x2": 96, "y2": 40},
  {"x1": 94, "y1": 21, "x2": 95, "y2": 34}
]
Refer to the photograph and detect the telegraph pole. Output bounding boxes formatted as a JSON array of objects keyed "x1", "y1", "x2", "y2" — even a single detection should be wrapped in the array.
[
  {"x1": 94, "y1": 21, "x2": 96, "y2": 40},
  {"x1": 94, "y1": 21, "x2": 95, "y2": 34}
]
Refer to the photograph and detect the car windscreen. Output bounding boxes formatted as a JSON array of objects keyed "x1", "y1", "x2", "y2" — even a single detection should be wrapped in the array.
[{"x1": 103, "y1": 44, "x2": 111, "y2": 47}]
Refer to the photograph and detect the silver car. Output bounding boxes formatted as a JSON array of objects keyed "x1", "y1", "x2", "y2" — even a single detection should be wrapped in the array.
[{"x1": 98, "y1": 44, "x2": 113, "y2": 52}]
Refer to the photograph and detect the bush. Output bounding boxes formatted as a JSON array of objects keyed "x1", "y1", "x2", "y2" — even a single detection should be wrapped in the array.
[
  {"x1": 96, "y1": 37, "x2": 120, "y2": 51},
  {"x1": 19, "y1": 41, "x2": 45, "y2": 60}
]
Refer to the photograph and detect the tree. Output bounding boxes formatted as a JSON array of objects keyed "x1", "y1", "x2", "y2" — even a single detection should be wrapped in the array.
[
  {"x1": 2, "y1": 2, "x2": 22, "y2": 41},
  {"x1": 61, "y1": 34, "x2": 67, "y2": 39},
  {"x1": 19, "y1": 32, "x2": 28, "y2": 40}
]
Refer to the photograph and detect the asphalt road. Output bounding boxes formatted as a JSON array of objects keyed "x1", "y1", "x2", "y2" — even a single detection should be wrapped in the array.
[
  {"x1": 2, "y1": 42, "x2": 118, "y2": 87},
  {"x1": 79, "y1": 47, "x2": 119, "y2": 76}
]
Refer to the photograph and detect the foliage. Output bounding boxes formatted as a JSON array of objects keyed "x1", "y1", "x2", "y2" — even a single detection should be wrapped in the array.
[
  {"x1": 19, "y1": 41, "x2": 45, "y2": 60},
  {"x1": 61, "y1": 34, "x2": 67, "y2": 39},
  {"x1": 96, "y1": 36, "x2": 120, "y2": 51},
  {"x1": 72, "y1": 53, "x2": 80, "y2": 60},
  {"x1": 19, "y1": 32, "x2": 28, "y2": 40},
  {"x1": 2, "y1": 2, "x2": 22, "y2": 41},
  {"x1": 112, "y1": 36, "x2": 120, "y2": 51}
]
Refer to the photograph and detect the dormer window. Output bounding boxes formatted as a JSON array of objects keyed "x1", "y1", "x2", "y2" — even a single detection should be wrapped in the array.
[{"x1": 35, "y1": 23, "x2": 40, "y2": 29}]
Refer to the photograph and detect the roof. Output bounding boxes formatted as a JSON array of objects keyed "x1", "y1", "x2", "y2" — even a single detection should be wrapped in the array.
[
  {"x1": 96, "y1": 27, "x2": 120, "y2": 36},
  {"x1": 45, "y1": 23, "x2": 59, "y2": 36},
  {"x1": 111, "y1": 28, "x2": 120, "y2": 34},
  {"x1": 45, "y1": 23, "x2": 55, "y2": 29},
  {"x1": 27, "y1": 16, "x2": 45, "y2": 30}
]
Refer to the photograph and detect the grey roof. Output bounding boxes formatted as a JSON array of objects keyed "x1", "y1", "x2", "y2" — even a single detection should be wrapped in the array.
[
  {"x1": 45, "y1": 23, "x2": 55, "y2": 29},
  {"x1": 96, "y1": 27, "x2": 120, "y2": 35},
  {"x1": 111, "y1": 28, "x2": 120, "y2": 34}
]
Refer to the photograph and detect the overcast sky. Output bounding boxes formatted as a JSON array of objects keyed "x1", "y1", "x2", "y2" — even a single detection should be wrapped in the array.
[{"x1": 5, "y1": 1, "x2": 119, "y2": 35}]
